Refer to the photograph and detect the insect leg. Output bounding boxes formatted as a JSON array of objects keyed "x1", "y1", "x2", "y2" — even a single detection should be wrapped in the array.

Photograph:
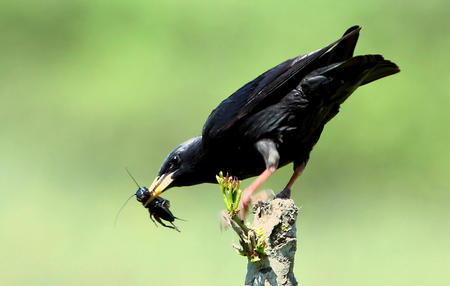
[
  {"x1": 170, "y1": 222, "x2": 181, "y2": 232},
  {"x1": 149, "y1": 213, "x2": 158, "y2": 227},
  {"x1": 155, "y1": 217, "x2": 180, "y2": 232}
]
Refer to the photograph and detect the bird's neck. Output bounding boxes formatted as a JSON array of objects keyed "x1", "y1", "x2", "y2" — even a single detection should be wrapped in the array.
[{"x1": 186, "y1": 136, "x2": 223, "y2": 184}]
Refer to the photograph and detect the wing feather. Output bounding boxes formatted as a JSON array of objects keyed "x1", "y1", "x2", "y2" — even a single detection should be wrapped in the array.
[{"x1": 202, "y1": 26, "x2": 361, "y2": 144}]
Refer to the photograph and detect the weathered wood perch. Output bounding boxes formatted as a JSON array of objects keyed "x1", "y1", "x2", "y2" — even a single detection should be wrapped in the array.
[
  {"x1": 217, "y1": 174, "x2": 299, "y2": 285},
  {"x1": 244, "y1": 198, "x2": 299, "y2": 286}
]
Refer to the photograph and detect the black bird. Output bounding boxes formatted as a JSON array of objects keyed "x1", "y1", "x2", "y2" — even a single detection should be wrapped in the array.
[{"x1": 145, "y1": 26, "x2": 399, "y2": 212}]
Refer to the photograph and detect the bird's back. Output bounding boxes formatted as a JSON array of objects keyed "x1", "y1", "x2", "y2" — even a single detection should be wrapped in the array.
[
  {"x1": 201, "y1": 26, "x2": 399, "y2": 178},
  {"x1": 203, "y1": 26, "x2": 362, "y2": 143}
]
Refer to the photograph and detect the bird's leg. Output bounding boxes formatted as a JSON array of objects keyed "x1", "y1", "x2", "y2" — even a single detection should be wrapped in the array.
[
  {"x1": 239, "y1": 168, "x2": 276, "y2": 216},
  {"x1": 238, "y1": 139, "x2": 279, "y2": 218},
  {"x1": 276, "y1": 163, "x2": 306, "y2": 199}
]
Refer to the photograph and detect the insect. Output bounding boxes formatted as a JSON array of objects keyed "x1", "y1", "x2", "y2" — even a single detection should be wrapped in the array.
[
  {"x1": 135, "y1": 185, "x2": 183, "y2": 232},
  {"x1": 127, "y1": 169, "x2": 183, "y2": 232}
]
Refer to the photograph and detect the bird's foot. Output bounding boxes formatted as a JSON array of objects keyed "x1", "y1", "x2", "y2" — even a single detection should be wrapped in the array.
[
  {"x1": 220, "y1": 190, "x2": 274, "y2": 230},
  {"x1": 238, "y1": 192, "x2": 252, "y2": 219},
  {"x1": 275, "y1": 187, "x2": 291, "y2": 199},
  {"x1": 238, "y1": 189, "x2": 274, "y2": 219},
  {"x1": 236, "y1": 168, "x2": 276, "y2": 218}
]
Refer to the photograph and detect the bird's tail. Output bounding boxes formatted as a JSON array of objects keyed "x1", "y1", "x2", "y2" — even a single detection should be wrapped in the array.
[
  {"x1": 301, "y1": 54, "x2": 400, "y2": 105},
  {"x1": 328, "y1": 54, "x2": 400, "y2": 86},
  {"x1": 322, "y1": 25, "x2": 360, "y2": 65}
]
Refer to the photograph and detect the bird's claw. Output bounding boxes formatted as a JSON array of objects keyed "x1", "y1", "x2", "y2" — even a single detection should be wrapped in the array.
[
  {"x1": 236, "y1": 189, "x2": 274, "y2": 220},
  {"x1": 251, "y1": 189, "x2": 275, "y2": 204},
  {"x1": 275, "y1": 187, "x2": 291, "y2": 199}
]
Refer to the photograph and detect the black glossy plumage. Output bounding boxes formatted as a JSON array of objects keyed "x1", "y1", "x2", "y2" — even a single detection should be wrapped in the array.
[{"x1": 150, "y1": 25, "x2": 399, "y2": 196}]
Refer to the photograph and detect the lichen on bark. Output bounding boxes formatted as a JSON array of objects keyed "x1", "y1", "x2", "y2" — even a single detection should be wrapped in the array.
[{"x1": 244, "y1": 198, "x2": 299, "y2": 286}]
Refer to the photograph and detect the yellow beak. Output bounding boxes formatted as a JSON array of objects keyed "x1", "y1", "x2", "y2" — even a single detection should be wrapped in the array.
[{"x1": 144, "y1": 172, "x2": 175, "y2": 207}]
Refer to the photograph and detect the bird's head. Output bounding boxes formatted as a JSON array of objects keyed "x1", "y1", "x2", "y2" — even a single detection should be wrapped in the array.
[{"x1": 145, "y1": 136, "x2": 207, "y2": 204}]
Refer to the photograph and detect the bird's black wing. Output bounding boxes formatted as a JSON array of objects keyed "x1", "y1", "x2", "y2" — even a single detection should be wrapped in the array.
[{"x1": 202, "y1": 26, "x2": 361, "y2": 144}]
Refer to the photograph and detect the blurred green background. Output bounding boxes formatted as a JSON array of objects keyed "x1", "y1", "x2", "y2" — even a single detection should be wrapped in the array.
[{"x1": 1, "y1": 0, "x2": 449, "y2": 285}]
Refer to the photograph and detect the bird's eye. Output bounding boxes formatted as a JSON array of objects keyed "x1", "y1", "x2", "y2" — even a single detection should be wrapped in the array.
[{"x1": 170, "y1": 155, "x2": 181, "y2": 168}]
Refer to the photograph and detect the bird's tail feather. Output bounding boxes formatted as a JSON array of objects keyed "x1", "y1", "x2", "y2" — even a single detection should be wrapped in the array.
[
  {"x1": 326, "y1": 54, "x2": 400, "y2": 86},
  {"x1": 323, "y1": 54, "x2": 399, "y2": 103},
  {"x1": 359, "y1": 57, "x2": 400, "y2": 85},
  {"x1": 301, "y1": 54, "x2": 399, "y2": 104},
  {"x1": 323, "y1": 25, "x2": 361, "y2": 64}
]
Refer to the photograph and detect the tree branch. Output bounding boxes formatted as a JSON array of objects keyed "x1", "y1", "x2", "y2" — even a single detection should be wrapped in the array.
[
  {"x1": 245, "y1": 198, "x2": 299, "y2": 286},
  {"x1": 217, "y1": 174, "x2": 299, "y2": 285}
]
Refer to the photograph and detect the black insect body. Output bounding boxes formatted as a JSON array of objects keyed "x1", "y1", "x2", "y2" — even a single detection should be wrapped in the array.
[
  {"x1": 122, "y1": 169, "x2": 182, "y2": 232},
  {"x1": 135, "y1": 186, "x2": 182, "y2": 232}
]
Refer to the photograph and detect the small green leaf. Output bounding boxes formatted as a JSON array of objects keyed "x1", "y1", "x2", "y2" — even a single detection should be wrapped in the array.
[{"x1": 233, "y1": 188, "x2": 242, "y2": 211}]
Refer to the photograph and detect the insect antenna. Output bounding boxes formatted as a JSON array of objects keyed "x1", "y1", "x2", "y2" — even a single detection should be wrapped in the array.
[
  {"x1": 114, "y1": 168, "x2": 142, "y2": 227},
  {"x1": 114, "y1": 193, "x2": 136, "y2": 227},
  {"x1": 125, "y1": 167, "x2": 141, "y2": 188}
]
